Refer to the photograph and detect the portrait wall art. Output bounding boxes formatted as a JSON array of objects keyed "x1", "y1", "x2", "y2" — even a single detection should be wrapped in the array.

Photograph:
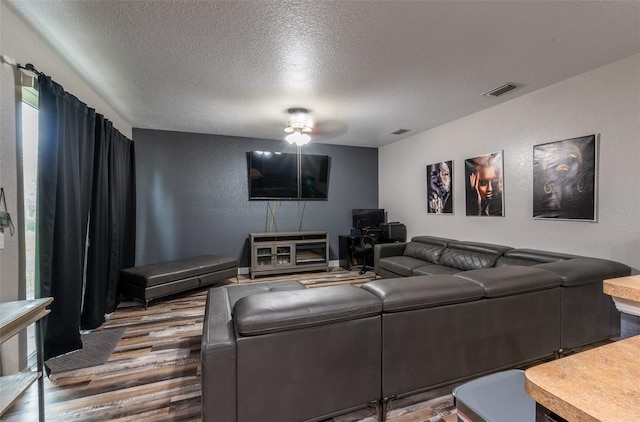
[
  {"x1": 532, "y1": 134, "x2": 597, "y2": 221},
  {"x1": 465, "y1": 151, "x2": 504, "y2": 216},
  {"x1": 426, "y1": 160, "x2": 453, "y2": 214}
]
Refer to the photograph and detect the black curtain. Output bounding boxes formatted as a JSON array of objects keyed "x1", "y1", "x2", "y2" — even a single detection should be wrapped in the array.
[
  {"x1": 36, "y1": 75, "x2": 136, "y2": 359},
  {"x1": 36, "y1": 76, "x2": 96, "y2": 360},
  {"x1": 81, "y1": 116, "x2": 136, "y2": 329}
]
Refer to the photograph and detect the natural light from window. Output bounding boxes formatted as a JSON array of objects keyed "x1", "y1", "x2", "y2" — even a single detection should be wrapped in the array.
[{"x1": 22, "y1": 99, "x2": 38, "y2": 357}]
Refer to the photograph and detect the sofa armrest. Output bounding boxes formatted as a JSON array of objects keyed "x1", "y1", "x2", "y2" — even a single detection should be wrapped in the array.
[
  {"x1": 201, "y1": 287, "x2": 237, "y2": 422},
  {"x1": 375, "y1": 242, "x2": 408, "y2": 274}
]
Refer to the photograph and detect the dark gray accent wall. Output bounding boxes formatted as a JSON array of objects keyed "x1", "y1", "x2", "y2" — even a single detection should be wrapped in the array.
[{"x1": 133, "y1": 129, "x2": 379, "y2": 267}]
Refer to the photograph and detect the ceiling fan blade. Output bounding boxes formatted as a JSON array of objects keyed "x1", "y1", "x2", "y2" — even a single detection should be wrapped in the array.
[{"x1": 313, "y1": 120, "x2": 348, "y2": 138}]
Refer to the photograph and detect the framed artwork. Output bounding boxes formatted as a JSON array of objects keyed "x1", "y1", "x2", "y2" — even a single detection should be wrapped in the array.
[
  {"x1": 426, "y1": 160, "x2": 453, "y2": 214},
  {"x1": 465, "y1": 151, "x2": 504, "y2": 216},
  {"x1": 533, "y1": 134, "x2": 597, "y2": 221}
]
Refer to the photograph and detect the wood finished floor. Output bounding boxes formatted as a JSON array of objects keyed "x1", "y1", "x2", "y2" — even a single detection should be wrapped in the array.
[
  {"x1": 6, "y1": 268, "x2": 420, "y2": 422},
  {"x1": 3, "y1": 267, "x2": 609, "y2": 422}
]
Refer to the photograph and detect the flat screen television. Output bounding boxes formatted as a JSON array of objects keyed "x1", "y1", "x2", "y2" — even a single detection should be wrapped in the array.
[
  {"x1": 352, "y1": 209, "x2": 385, "y2": 229},
  {"x1": 248, "y1": 151, "x2": 331, "y2": 200}
]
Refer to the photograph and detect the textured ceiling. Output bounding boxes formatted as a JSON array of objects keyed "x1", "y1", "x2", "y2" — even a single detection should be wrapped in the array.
[{"x1": 7, "y1": 0, "x2": 640, "y2": 147}]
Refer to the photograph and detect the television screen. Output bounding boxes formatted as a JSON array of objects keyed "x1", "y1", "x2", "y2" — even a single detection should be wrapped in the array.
[
  {"x1": 248, "y1": 151, "x2": 331, "y2": 200},
  {"x1": 352, "y1": 209, "x2": 385, "y2": 229},
  {"x1": 300, "y1": 154, "x2": 330, "y2": 199},
  {"x1": 248, "y1": 151, "x2": 298, "y2": 199}
]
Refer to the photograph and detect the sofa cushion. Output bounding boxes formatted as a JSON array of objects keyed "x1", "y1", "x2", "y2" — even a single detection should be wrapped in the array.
[
  {"x1": 439, "y1": 241, "x2": 512, "y2": 271},
  {"x1": 456, "y1": 266, "x2": 562, "y2": 298},
  {"x1": 225, "y1": 280, "x2": 306, "y2": 309},
  {"x1": 412, "y1": 263, "x2": 461, "y2": 276},
  {"x1": 362, "y1": 275, "x2": 485, "y2": 312},
  {"x1": 404, "y1": 242, "x2": 446, "y2": 264},
  {"x1": 534, "y1": 257, "x2": 631, "y2": 287},
  {"x1": 495, "y1": 248, "x2": 576, "y2": 267},
  {"x1": 233, "y1": 285, "x2": 381, "y2": 336},
  {"x1": 410, "y1": 235, "x2": 456, "y2": 246},
  {"x1": 378, "y1": 256, "x2": 429, "y2": 276}
]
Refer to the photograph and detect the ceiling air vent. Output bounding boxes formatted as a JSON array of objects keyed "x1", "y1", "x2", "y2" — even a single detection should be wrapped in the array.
[
  {"x1": 390, "y1": 128, "x2": 411, "y2": 135},
  {"x1": 482, "y1": 83, "x2": 517, "y2": 98}
]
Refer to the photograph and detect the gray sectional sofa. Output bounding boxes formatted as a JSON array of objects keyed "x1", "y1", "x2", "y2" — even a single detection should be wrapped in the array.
[
  {"x1": 201, "y1": 236, "x2": 630, "y2": 422},
  {"x1": 375, "y1": 235, "x2": 630, "y2": 349}
]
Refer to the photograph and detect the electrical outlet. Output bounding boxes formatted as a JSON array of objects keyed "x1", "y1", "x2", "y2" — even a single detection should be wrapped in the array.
[{"x1": 0, "y1": 232, "x2": 4, "y2": 249}]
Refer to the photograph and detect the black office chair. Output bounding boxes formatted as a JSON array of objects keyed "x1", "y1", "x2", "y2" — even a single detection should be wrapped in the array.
[{"x1": 353, "y1": 231, "x2": 377, "y2": 275}]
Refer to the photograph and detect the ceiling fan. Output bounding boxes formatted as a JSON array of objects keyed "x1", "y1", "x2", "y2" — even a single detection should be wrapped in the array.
[
  {"x1": 283, "y1": 107, "x2": 348, "y2": 145},
  {"x1": 284, "y1": 107, "x2": 313, "y2": 145}
]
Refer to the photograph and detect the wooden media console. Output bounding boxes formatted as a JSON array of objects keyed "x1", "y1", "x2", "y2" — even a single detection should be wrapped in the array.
[{"x1": 249, "y1": 231, "x2": 329, "y2": 279}]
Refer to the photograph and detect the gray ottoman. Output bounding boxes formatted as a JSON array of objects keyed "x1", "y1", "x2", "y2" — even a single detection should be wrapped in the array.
[
  {"x1": 453, "y1": 369, "x2": 535, "y2": 422},
  {"x1": 120, "y1": 254, "x2": 238, "y2": 307}
]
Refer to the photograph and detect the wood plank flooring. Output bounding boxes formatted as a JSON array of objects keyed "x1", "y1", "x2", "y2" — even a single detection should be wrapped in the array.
[
  {"x1": 4, "y1": 289, "x2": 207, "y2": 421},
  {"x1": 3, "y1": 268, "x2": 393, "y2": 422},
  {"x1": 6, "y1": 267, "x2": 600, "y2": 421}
]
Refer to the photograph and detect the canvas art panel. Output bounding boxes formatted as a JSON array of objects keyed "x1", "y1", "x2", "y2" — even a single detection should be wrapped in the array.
[
  {"x1": 533, "y1": 134, "x2": 597, "y2": 221},
  {"x1": 465, "y1": 151, "x2": 504, "y2": 216},
  {"x1": 426, "y1": 160, "x2": 453, "y2": 214}
]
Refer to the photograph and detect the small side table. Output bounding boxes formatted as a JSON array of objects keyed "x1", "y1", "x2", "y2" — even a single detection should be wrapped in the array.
[
  {"x1": 525, "y1": 335, "x2": 640, "y2": 421},
  {"x1": 603, "y1": 275, "x2": 640, "y2": 317},
  {"x1": 0, "y1": 298, "x2": 53, "y2": 421}
]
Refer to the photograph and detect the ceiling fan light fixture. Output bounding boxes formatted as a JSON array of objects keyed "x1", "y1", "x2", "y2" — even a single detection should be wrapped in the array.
[
  {"x1": 285, "y1": 129, "x2": 311, "y2": 146},
  {"x1": 284, "y1": 125, "x2": 312, "y2": 133},
  {"x1": 284, "y1": 107, "x2": 312, "y2": 145}
]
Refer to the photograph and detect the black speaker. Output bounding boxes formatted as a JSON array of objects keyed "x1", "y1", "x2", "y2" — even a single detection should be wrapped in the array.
[{"x1": 381, "y1": 223, "x2": 406, "y2": 242}]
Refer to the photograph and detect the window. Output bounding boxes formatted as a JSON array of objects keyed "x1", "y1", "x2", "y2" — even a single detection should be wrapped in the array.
[{"x1": 22, "y1": 88, "x2": 38, "y2": 358}]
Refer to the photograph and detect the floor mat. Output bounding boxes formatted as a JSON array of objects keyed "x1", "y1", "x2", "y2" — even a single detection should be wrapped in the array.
[{"x1": 44, "y1": 327, "x2": 125, "y2": 375}]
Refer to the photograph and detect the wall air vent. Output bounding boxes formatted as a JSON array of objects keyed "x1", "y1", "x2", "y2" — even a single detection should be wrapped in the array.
[
  {"x1": 482, "y1": 83, "x2": 517, "y2": 98},
  {"x1": 390, "y1": 128, "x2": 411, "y2": 135}
]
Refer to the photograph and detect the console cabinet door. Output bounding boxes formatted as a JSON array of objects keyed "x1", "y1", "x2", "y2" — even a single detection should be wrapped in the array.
[{"x1": 252, "y1": 243, "x2": 294, "y2": 271}]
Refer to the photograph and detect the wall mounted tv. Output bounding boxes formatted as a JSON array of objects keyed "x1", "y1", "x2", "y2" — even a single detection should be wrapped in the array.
[{"x1": 248, "y1": 151, "x2": 331, "y2": 200}]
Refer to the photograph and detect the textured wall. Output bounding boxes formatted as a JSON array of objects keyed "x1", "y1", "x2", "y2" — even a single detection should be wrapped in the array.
[
  {"x1": 0, "y1": 47, "x2": 22, "y2": 376},
  {"x1": 380, "y1": 54, "x2": 640, "y2": 271},
  {"x1": 133, "y1": 129, "x2": 379, "y2": 267}
]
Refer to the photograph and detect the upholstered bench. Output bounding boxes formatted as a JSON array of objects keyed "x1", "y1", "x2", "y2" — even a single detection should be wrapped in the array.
[
  {"x1": 120, "y1": 255, "x2": 238, "y2": 307},
  {"x1": 453, "y1": 369, "x2": 535, "y2": 422}
]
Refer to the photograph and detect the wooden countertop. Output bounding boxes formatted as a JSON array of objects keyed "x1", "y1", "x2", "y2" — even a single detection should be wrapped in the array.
[
  {"x1": 525, "y1": 335, "x2": 640, "y2": 422},
  {"x1": 603, "y1": 275, "x2": 640, "y2": 302},
  {"x1": 0, "y1": 298, "x2": 53, "y2": 419},
  {"x1": 0, "y1": 298, "x2": 53, "y2": 344}
]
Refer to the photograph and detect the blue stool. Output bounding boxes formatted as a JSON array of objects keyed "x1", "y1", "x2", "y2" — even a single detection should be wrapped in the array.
[{"x1": 453, "y1": 370, "x2": 535, "y2": 422}]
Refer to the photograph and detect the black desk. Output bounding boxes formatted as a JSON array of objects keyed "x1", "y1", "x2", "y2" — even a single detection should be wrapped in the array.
[
  {"x1": 338, "y1": 232, "x2": 388, "y2": 271},
  {"x1": 339, "y1": 235, "x2": 363, "y2": 270}
]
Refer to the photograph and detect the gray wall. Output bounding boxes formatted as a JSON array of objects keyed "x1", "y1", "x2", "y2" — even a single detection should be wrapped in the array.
[{"x1": 133, "y1": 129, "x2": 379, "y2": 267}]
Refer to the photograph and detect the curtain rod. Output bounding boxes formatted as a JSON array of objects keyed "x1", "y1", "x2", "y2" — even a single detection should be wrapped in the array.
[{"x1": 17, "y1": 63, "x2": 44, "y2": 76}]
